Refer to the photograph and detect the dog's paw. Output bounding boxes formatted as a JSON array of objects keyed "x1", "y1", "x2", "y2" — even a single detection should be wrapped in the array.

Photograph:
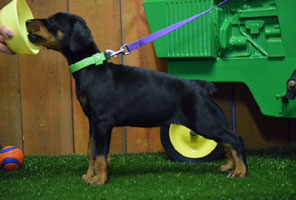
[
  {"x1": 82, "y1": 173, "x2": 94, "y2": 183},
  {"x1": 227, "y1": 169, "x2": 247, "y2": 178},
  {"x1": 219, "y1": 164, "x2": 234, "y2": 172},
  {"x1": 87, "y1": 175, "x2": 108, "y2": 185}
]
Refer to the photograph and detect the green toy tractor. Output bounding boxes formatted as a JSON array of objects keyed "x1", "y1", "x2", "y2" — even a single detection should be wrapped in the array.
[{"x1": 144, "y1": 0, "x2": 296, "y2": 162}]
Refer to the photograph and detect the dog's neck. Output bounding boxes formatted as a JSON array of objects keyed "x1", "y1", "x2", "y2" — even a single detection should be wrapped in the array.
[{"x1": 62, "y1": 42, "x2": 101, "y2": 66}]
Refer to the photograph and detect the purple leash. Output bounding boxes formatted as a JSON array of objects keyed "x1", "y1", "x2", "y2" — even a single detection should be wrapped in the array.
[{"x1": 105, "y1": 0, "x2": 230, "y2": 57}]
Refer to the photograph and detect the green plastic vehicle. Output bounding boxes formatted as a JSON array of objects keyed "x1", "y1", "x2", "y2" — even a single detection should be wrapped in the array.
[{"x1": 144, "y1": 0, "x2": 296, "y2": 162}]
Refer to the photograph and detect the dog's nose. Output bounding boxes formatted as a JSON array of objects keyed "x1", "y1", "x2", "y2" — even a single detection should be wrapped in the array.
[
  {"x1": 26, "y1": 20, "x2": 41, "y2": 32},
  {"x1": 26, "y1": 19, "x2": 34, "y2": 26}
]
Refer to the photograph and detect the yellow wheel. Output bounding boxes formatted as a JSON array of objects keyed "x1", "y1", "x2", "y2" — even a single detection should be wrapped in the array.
[
  {"x1": 169, "y1": 124, "x2": 218, "y2": 158},
  {"x1": 161, "y1": 103, "x2": 228, "y2": 163}
]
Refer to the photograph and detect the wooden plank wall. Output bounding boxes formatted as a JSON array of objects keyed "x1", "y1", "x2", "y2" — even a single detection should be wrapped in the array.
[
  {"x1": 70, "y1": 0, "x2": 126, "y2": 154},
  {"x1": 20, "y1": 0, "x2": 73, "y2": 155},
  {"x1": 0, "y1": 0, "x2": 295, "y2": 155},
  {"x1": 0, "y1": 0, "x2": 22, "y2": 149},
  {"x1": 236, "y1": 84, "x2": 295, "y2": 148}
]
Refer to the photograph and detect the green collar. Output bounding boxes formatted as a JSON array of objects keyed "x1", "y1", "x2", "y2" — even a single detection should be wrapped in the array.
[{"x1": 69, "y1": 53, "x2": 106, "y2": 73}]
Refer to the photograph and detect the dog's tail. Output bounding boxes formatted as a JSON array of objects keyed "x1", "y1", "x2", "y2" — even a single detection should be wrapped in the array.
[{"x1": 193, "y1": 80, "x2": 217, "y2": 95}]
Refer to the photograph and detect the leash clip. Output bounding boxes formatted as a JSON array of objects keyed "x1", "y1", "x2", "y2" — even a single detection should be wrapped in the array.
[{"x1": 105, "y1": 44, "x2": 130, "y2": 58}]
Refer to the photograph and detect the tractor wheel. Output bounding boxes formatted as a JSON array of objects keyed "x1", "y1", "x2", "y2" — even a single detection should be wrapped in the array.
[{"x1": 161, "y1": 103, "x2": 228, "y2": 163}]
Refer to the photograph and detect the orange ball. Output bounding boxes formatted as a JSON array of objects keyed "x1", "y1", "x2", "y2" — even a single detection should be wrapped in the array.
[{"x1": 0, "y1": 146, "x2": 24, "y2": 171}]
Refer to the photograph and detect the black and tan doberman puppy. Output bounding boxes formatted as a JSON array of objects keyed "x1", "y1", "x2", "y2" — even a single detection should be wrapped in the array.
[{"x1": 26, "y1": 12, "x2": 247, "y2": 185}]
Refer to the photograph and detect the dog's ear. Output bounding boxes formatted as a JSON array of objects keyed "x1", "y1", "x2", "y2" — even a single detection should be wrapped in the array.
[{"x1": 69, "y1": 21, "x2": 93, "y2": 52}]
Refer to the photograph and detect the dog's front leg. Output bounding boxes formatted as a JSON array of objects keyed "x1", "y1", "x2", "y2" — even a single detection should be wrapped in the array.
[
  {"x1": 83, "y1": 121, "x2": 112, "y2": 185},
  {"x1": 82, "y1": 137, "x2": 95, "y2": 182}
]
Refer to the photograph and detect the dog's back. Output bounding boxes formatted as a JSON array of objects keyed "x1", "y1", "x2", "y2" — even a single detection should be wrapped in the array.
[{"x1": 82, "y1": 62, "x2": 215, "y2": 128}]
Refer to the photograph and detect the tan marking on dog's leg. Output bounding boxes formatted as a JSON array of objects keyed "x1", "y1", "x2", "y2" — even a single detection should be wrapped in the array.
[
  {"x1": 219, "y1": 144, "x2": 235, "y2": 172},
  {"x1": 88, "y1": 156, "x2": 109, "y2": 185},
  {"x1": 82, "y1": 139, "x2": 95, "y2": 183},
  {"x1": 229, "y1": 148, "x2": 247, "y2": 178},
  {"x1": 107, "y1": 154, "x2": 111, "y2": 169}
]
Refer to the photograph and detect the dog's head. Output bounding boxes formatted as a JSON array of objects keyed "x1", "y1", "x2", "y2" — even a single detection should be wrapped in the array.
[{"x1": 26, "y1": 12, "x2": 93, "y2": 52}]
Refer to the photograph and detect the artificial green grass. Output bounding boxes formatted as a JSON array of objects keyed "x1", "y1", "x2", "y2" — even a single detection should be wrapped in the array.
[{"x1": 0, "y1": 147, "x2": 295, "y2": 200}]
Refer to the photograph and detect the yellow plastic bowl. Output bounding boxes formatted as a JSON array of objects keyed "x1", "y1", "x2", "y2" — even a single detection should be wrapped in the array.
[{"x1": 0, "y1": 0, "x2": 39, "y2": 54}]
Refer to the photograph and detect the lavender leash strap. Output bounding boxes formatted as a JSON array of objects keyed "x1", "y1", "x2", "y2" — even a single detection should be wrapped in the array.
[{"x1": 126, "y1": 0, "x2": 230, "y2": 53}]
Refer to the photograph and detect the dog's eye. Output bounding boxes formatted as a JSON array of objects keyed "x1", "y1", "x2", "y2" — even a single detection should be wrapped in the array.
[
  {"x1": 44, "y1": 19, "x2": 58, "y2": 32},
  {"x1": 45, "y1": 18, "x2": 56, "y2": 27},
  {"x1": 47, "y1": 18, "x2": 55, "y2": 25}
]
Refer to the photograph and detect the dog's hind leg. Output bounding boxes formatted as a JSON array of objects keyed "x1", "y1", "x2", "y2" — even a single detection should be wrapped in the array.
[
  {"x1": 215, "y1": 130, "x2": 247, "y2": 178},
  {"x1": 220, "y1": 135, "x2": 248, "y2": 178},
  {"x1": 188, "y1": 102, "x2": 247, "y2": 178},
  {"x1": 214, "y1": 130, "x2": 247, "y2": 178},
  {"x1": 83, "y1": 120, "x2": 112, "y2": 185},
  {"x1": 219, "y1": 146, "x2": 235, "y2": 172},
  {"x1": 215, "y1": 133, "x2": 248, "y2": 178}
]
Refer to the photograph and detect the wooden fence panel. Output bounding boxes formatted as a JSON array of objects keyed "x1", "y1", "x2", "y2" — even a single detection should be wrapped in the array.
[
  {"x1": 20, "y1": 0, "x2": 73, "y2": 154},
  {"x1": 235, "y1": 84, "x2": 293, "y2": 148},
  {"x1": 0, "y1": 0, "x2": 22, "y2": 149},
  {"x1": 121, "y1": 0, "x2": 168, "y2": 153},
  {"x1": 213, "y1": 83, "x2": 235, "y2": 130},
  {"x1": 70, "y1": 0, "x2": 126, "y2": 154},
  {"x1": 0, "y1": 52, "x2": 22, "y2": 149}
]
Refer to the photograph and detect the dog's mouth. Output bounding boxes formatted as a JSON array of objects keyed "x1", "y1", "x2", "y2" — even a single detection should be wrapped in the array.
[
  {"x1": 26, "y1": 19, "x2": 46, "y2": 44},
  {"x1": 27, "y1": 32, "x2": 45, "y2": 44},
  {"x1": 25, "y1": 18, "x2": 63, "y2": 51}
]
